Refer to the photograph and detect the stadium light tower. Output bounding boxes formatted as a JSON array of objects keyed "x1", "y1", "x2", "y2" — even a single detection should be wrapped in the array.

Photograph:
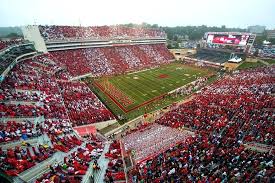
[
  {"x1": 33, "y1": 18, "x2": 37, "y2": 25},
  {"x1": 78, "y1": 17, "x2": 82, "y2": 27}
]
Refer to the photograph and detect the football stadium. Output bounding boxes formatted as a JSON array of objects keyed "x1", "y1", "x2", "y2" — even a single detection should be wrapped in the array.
[{"x1": 0, "y1": 1, "x2": 275, "y2": 183}]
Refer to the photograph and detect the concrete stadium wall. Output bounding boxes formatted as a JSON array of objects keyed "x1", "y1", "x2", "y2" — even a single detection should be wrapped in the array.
[
  {"x1": 91, "y1": 119, "x2": 117, "y2": 130},
  {"x1": 21, "y1": 25, "x2": 48, "y2": 53}
]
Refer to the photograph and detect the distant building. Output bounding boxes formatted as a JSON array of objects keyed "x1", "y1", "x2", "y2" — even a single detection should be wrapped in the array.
[
  {"x1": 247, "y1": 25, "x2": 265, "y2": 35},
  {"x1": 183, "y1": 35, "x2": 189, "y2": 41},
  {"x1": 267, "y1": 30, "x2": 275, "y2": 39}
]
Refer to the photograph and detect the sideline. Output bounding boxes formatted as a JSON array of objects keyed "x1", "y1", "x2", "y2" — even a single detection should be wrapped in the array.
[{"x1": 104, "y1": 94, "x2": 195, "y2": 137}]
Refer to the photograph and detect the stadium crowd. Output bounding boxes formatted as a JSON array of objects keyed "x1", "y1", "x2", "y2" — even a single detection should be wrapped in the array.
[
  {"x1": 50, "y1": 44, "x2": 174, "y2": 77},
  {"x1": 44, "y1": 119, "x2": 73, "y2": 136},
  {"x1": 39, "y1": 25, "x2": 166, "y2": 41},
  {"x1": 0, "y1": 39, "x2": 25, "y2": 51},
  {"x1": 58, "y1": 81, "x2": 115, "y2": 126},
  {"x1": 0, "y1": 54, "x2": 115, "y2": 125},
  {"x1": 35, "y1": 135, "x2": 104, "y2": 183},
  {"x1": 0, "y1": 120, "x2": 43, "y2": 143},
  {"x1": 104, "y1": 140, "x2": 126, "y2": 182},
  {"x1": 0, "y1": 52, "x2": 118, "y2": 179},
  {"x1": 130, "y1": 134, "x2": 274, "y2": 183},
  {"x1": 122, "y1": 123, "x2": 190, "y2": 163},
  {"x1": 0, "y1": 43, "x2": 35, "y2": 75},
  {"x1": 0, "y1": 143, "x2": 56, "y2": 176},
  {"x1": 173, "y1": 77, "x2": 208, "y2": 96}
]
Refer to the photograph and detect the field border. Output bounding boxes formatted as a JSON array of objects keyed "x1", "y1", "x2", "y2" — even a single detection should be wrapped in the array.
[{"x1": 94, "y1": 81, "x2": 167, "y2": 113}]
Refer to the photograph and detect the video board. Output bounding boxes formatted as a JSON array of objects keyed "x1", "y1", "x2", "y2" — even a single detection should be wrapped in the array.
[{"x1": 206, "y1": 33, "x2": 250, "y2": 46}]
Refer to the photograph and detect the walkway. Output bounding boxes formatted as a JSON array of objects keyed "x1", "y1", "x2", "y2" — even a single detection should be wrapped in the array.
[{"x1": 93, "y1": 141, "x2": 111, "y2": 183}]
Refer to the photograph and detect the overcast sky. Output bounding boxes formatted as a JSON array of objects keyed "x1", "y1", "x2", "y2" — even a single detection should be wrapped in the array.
[{"x1": 0, "y1": 0, "x2": 274, "y2": 29}]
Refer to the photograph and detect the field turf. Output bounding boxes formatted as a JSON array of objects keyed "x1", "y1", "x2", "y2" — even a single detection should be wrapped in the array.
[
  {"x1": 237, "y1": 61, "x2": 266, "y2": 70},
  {"x1": 263, "y1": 59, "x2": 275, "y2": 65},
  {"x1": 89, "y1": 63, "x2": 213, "y2": 118}
]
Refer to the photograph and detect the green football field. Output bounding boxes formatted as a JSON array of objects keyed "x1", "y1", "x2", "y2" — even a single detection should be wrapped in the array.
[
  {"x1": 237, "y1": 61, "x2": 266, "y2": 70},
  {"x1": 90, "y1": 63, "x2": 213, "y2": 117}
]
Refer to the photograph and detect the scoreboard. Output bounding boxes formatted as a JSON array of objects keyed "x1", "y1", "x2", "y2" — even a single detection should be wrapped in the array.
[
  {"x1": 203, "y1": 32, "x2": 256, "y2": 52},
  {"x1": 205, "y1": 32, "x2": 252, "y2": 46}
]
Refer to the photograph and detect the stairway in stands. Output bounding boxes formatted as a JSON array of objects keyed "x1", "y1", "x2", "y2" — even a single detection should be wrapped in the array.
[{"x1": 92, "y1": 141, "x2": 111, "y2": 183}]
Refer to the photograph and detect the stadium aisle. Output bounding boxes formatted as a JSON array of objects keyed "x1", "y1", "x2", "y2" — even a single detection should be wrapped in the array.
[
  {"x1": 93, "y1": 141, "x2": 111, "y2": 183},
  {"x1": 25, "y1": 142, "x2": 87, "y2": 182}
]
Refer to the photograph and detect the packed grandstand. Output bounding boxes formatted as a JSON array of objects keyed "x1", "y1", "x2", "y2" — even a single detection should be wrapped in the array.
[
  {"x1": 39, "y1": 25, "x2": 166, "y2": 41},
  {"x1": 0, "y1": 24, "x2": 274, "y2": 183}
]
